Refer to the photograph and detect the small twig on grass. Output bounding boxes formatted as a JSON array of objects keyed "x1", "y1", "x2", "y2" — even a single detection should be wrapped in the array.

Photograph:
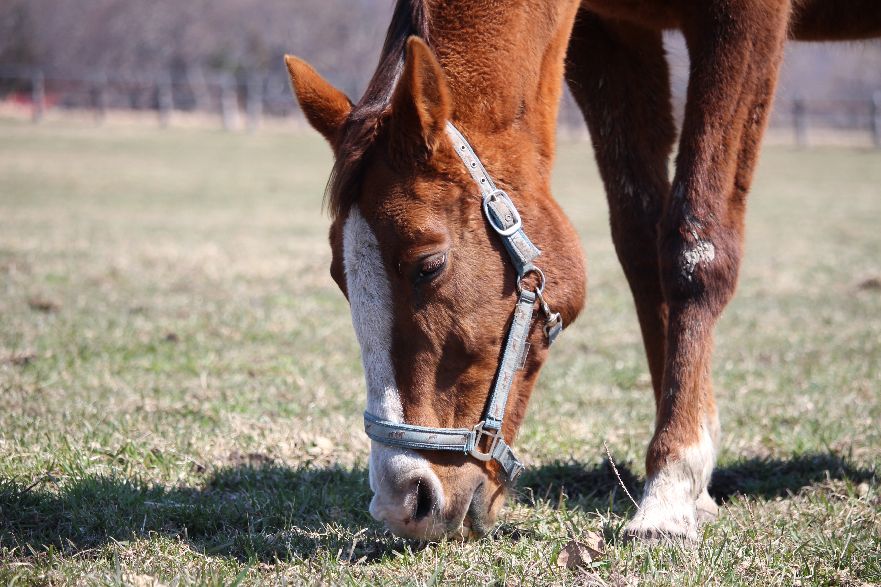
[
  {"x1": 603, "y1": 441, "x2": 639, "y2": 511},
  {"x1": 22, "y1": 477, "x2": 43, "y2": 494},
  {"x1": 346, "y1": 528, "x2": 366, "y2": 563},
  {"x1": 22, "y1": 473, "x2": 52, "y2": 494}
]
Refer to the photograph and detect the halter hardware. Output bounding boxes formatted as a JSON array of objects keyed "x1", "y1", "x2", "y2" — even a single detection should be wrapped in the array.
[
  {"x1": 467, "y1": 422, "x2": 502, "y2": 462},
  {"x1": 482, "y1": 189, "x2": 522, "y2": 236},
  {"x1": 362, "y1": 121, "x2": 563, "y2": 483},
  {"x1": 516, "y1": 267, "x2": 545, "y2": 295}
]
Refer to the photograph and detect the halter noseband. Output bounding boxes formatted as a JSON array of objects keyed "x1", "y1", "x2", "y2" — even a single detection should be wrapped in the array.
[{"x1": 362, "y1": 122, "x2": 563, "y2": 483}]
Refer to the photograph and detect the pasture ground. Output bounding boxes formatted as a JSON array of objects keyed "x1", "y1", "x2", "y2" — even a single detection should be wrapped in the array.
[{"x1": 1, "y1": 118, "x2": 879, "y2": 585}]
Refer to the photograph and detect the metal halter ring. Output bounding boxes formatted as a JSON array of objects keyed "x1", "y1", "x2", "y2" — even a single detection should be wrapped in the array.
[
  {"x1": 516, "y1": 266, "x2": 546, "y2": 295},
  {"x1": 467, "y1": 422, "x2": 502, "y2": 462}
]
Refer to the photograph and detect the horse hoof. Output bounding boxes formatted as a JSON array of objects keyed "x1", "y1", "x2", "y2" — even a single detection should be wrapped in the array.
[
  {"x1": 695, "y1": 490, "x2": 719, "y2": 524},
  {"x1": 624, "y1": 507, "x2": 698, "y2": 542}
]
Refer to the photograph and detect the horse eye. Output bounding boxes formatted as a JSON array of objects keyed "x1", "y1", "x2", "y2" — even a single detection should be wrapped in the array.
[{"x1": 415, "y1": 252, "x2": 447, "y2": 283}]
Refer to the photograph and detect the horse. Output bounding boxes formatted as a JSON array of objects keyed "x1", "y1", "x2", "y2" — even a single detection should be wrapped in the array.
[{"x1": 284, "y1": 0, "x2": 881, "y2": 541}]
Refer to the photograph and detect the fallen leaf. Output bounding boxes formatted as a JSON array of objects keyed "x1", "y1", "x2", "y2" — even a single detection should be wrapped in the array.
[
  {"x1": 858, "y1": 276, "x2": 881, "y2": 290},
  {"x1": 583, "y1": 530, "x2": 606, "y2": 555},
  {"x1": 557, "y1": 531, "x2": 605, "y2": 570},
  {"x1": 28, "y1": 296, "x2": 60, "y2": 313},
  {"x1": 7, "y1": 350, "x2": 37, "y2": 366}
]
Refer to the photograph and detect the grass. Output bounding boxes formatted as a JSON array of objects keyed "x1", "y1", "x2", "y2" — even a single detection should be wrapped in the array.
[{"x1": 0, "y1": 117, "x2": 879, "y2": 585}]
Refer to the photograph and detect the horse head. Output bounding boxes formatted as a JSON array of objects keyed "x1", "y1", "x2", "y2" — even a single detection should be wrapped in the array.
[{"x1": 286, "y1": 36, "x2": 585, "y2": 540}]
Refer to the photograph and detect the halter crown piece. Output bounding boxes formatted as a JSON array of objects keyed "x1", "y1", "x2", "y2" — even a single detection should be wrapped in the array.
[{"x1": 362, "y1": 122, "x2": 563, "y2": 483}]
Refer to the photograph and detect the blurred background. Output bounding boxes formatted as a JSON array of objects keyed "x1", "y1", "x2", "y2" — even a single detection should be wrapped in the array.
[{"x1": 1, "y1": 0, "x2": 880, "y2": 145}]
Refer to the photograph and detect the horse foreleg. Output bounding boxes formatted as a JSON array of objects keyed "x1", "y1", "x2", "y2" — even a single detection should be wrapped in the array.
[
  {"x1": 566, "y1": 12, "x2": 675, "y2": 402},
  {"x1": 626, "y1": 1, "x2": 790, "y2": 540}
]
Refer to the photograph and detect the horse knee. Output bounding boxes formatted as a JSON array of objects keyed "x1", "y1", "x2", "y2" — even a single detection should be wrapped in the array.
[{"x1": 658, "y1": 211, "x2": 741, "y2": 315}]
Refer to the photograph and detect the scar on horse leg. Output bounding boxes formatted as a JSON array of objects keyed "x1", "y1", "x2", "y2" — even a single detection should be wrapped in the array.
[{"x1": 627, "y1": 3, "x2": 790, "y2": 541}]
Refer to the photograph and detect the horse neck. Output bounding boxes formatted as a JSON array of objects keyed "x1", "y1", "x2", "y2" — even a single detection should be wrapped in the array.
[{"x1": 427, "y1": 0, "x2": 580, "y2": 165}]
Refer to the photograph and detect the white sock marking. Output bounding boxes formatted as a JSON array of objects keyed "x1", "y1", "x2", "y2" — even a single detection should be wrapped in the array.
[{"x1": 628, "y1": 423, "x2": 716, "y2": 539}]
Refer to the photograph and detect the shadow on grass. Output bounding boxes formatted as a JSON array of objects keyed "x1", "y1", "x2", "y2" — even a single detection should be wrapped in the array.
[
  {"x1": 0, "y1": 452, "x2": 874, "y2": 562},
  {"x1": 0, "y1": 463, "x2": 411, "y2": 563},
  {"x1": 709, "y1": 452, "x2": 875, "y2": 501},
  {"x1": 516, "y1": 452, "x2": 875, "y2": 512},
  {"x1": 515, "y1": 457, "x2": 641, "y2": 512}
]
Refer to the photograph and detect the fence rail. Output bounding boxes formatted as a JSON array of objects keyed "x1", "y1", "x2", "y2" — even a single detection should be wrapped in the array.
[{"x1": 2, "y1": 64, "x2": 880, "y2": 147}]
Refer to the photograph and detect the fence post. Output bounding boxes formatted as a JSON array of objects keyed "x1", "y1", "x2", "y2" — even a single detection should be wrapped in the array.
[
  {"x1": 246, "y1": 74, "x2": 262, "y2": 133},
  {"x1": 157, "y1": 74, "x2": 173, "y2": 128},
  {"x1": 793, "y1": 97, "x2": 807, "y2": 148},
  {"x1": 92, "y1": 74, "x2": 108, "y2": 125},
  {"x1": 872, "y1": 91, "x2": 881, "y2": 149},
  {"x1": 221, "y1": 75, "x2": 237, "y2": 131},
  {"x1": 31, "y1": 70, "x2": 45, "y2": 123}
]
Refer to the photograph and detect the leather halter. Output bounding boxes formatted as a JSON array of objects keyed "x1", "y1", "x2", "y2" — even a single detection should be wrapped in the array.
[{"x1": 362, "y1": 121, "x2": 563, "y2": 483}]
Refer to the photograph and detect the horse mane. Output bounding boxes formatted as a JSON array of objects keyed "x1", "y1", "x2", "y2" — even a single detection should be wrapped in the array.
[{"x1": 326, "y1": 0, "x2": 430, "y2": 219}]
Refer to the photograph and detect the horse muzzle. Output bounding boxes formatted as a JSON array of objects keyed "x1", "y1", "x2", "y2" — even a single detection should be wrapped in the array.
[{"x1": 367, "y1": 451, "x2": 498, "y2": 540}]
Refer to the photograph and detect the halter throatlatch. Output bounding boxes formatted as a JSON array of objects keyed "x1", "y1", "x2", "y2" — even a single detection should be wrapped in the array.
[{"x1": 362, "y1": 121, "x2": 564, "y2": 483}]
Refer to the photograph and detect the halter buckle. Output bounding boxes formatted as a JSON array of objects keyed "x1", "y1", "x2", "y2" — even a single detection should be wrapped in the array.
[
  {"x1": 467, "y1": 422, "x2": 502, "y2": 462},
  {"x1": 482, "y1": 190, "x2": 522, "y2": 237}
]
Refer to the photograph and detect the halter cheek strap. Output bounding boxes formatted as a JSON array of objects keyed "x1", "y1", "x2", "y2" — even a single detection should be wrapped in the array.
[
  {"x1": 362, "y1": 121, "x2": 564, "y2": 483},
  {"x1": 445, "y1": 122, "x2": 541, "y2": 277},
  {"x1": 446, "y1": 121, "x2": 563, "y2": 344}
]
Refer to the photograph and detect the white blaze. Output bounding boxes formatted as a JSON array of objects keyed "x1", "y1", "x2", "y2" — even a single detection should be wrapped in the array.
[
  {"x1": 341, "y1": 207, "x2": 442, "y2": 518},
  {"x1": 342, "y1": 207, "x2": 402, "y2": 424}
]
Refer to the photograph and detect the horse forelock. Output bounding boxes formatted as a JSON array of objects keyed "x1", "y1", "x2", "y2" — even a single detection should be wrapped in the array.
[{"x1": 326, "y1": 0, "x2": 431, "y2": 220}]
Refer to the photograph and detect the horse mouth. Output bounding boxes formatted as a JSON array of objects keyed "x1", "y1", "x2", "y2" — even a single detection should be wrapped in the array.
[
  {"x1": 373, "y1": 474, "x2": 496, "y2": 541},
  {"x1": 460, "y1": 482, "x2": 490, "y2": 539}
]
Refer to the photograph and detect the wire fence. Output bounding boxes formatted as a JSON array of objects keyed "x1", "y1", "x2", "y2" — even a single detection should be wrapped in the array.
[{"x1": 2, "y1": 64, "x2": 880, "y2": 148}]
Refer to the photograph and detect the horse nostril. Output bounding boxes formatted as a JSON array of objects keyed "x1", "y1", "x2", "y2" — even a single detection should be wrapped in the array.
[{"x1": 412, "y1": 478, "x2": 435, "y2": 521}]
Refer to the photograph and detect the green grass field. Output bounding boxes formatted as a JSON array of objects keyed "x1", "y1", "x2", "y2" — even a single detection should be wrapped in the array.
[{"x1": 1, "y1": 118, "x2": 880, "y2": 585}]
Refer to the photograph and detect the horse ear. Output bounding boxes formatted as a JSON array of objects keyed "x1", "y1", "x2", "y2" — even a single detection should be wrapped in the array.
[
  {"x1": 284, "y1": 55, "x2": 352, "y2": 145},
  {"x1": 390, "y1": 36, "x2": 452, "y2": 155}
]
